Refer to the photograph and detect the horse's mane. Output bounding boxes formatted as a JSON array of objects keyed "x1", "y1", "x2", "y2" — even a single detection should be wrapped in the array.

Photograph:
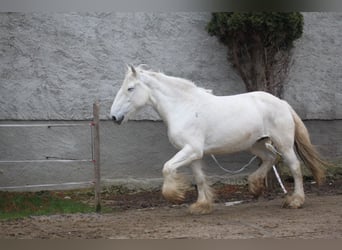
[
  {"x1": 136, "y1": 65, "x2": 204, "y2": 91},
  {"x1": 131, "y1": 64, "x2": 213, "y2": 94},
  {"x1": 156, "y1": 72, "x2": 197, "y2": 89}
]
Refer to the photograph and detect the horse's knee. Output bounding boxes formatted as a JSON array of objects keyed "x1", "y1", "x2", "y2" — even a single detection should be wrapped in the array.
[{"x1": 162, "y1": 162, "x2": 173, "y2": 177}]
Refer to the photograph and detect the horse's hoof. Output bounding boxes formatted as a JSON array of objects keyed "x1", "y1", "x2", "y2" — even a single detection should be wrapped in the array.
[
  {"x1": 162, "y1": 173, "x2": 189, "y2": 203},
  {"x1": 162, "y1": 187, "x2": 186, "y2": 203},
  {"x1": 282, "y1": 194, "x2": 305, "y2": 209},
  {"x1": 189, "y1": 201, "x2": 213, "y2": 215}
]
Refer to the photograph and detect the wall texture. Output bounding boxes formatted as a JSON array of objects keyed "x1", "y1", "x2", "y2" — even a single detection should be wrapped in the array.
[
  {"x1": 284, "y1": 12, "x2": 342, "y2": 120},
  {"x1": 0, "y1": 12, "x2": 244, "y2": 121},
  {"x1": 1, "y1": 12, "x2": 341, "y2": 120},
  {"x1": 1, "y1": 120, "x2": 340, "y2": 190},
  {"x1": 0, "y1": 12, "x2": 341, "y2": 190}
]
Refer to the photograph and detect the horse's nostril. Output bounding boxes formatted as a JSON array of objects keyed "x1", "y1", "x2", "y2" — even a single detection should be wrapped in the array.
[{"x1": 112, "y1": 116, "x2": 117, "y2": 121}]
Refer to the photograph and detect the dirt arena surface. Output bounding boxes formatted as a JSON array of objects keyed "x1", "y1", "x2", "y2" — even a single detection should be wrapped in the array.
[{"x1": 1, "y1": 179, "x2": 341, "y2": 239}]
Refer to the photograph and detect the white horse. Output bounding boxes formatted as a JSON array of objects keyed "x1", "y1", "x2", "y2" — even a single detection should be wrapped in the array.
[{"x1": 110, "y1": 64, "x2": 327, "y2": 214}]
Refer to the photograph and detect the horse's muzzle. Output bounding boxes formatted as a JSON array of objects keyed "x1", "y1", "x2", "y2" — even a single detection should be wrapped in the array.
[{"x1": 112, "y1": 115, "x2": 124, "y2": 125}]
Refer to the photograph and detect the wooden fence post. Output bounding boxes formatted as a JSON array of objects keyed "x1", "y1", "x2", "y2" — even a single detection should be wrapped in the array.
[{"x1": 93, "y1": 101, "x2": 101, "y2": 212}]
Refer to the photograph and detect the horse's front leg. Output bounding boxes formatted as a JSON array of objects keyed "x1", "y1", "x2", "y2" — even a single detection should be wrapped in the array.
[
  {"x1": 162, "y1": 144, "x2": 203, "y2": 203},
  {"x1": 189, "y1": 160, "x2": 214, "y2": 214}
]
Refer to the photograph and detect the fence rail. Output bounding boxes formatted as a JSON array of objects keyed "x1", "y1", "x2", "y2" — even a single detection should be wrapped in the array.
[
  {"x1": 0, "y1": 123, "x2": 91, "y2": 128},
  {"x1": 0, "y1": 159, "x2": 93, "y2": 164},
  {"x1": 0, "y1": 101, "x2": 101, "y2": 211},
  {"x1": 0, "y1": 181, "x2": 94, "y2": 191}
]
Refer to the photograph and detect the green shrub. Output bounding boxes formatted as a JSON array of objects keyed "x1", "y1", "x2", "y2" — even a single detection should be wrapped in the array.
[{"x1": 207, "y1": 12, "x2": 304, "y2": 97}]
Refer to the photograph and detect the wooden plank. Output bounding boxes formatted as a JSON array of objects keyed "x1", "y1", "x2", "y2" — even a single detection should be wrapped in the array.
[{"x1": 93, "y1": 101, "x2": 101, "y2": 212}]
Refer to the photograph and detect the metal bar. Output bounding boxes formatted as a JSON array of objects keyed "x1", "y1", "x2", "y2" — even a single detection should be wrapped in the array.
[
  {"x1": 0, "y1": 181, "x2": 94, "y2": 191},
  {"x1": 0, "y1": 159, "x2": 93, "y2": 164},
  {"x1": 272, "y1": 165, "x2": 288, "y2": 194},
  {"x1": 0, "y1": 123, "x2": 91, "y2": 128}
]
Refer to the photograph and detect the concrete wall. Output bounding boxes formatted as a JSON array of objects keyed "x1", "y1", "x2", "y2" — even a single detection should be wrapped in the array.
[
  {"x1": 284, "y1": 13, "x2": 342, "y2": 120},
  {"x1": 0, "y1": 121, "x2": 253, "y2": 189},
  {"x1": 0, "y1": 12, "x2": 244, "y2": 121},
  {"x1": 0, "y1": 12, "x2": 341, "y2": 190},
  {"x1": 1, "y1": 120, "x2": 341, "y2": 190},
  {"x1": 1, "y1": 12, "x2": 341, "y2": 121}
]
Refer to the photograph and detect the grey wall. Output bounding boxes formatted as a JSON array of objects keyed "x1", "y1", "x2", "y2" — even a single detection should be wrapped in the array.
[
  {"x1": 284, "y1": 13, "x2": 342, "y2": 120},
  {"x1": 1, "y1": 120, "x2": 341, "y2": 190},
  {"x1": 0, "y1": 12, "x2": 244, "y2": 121},
  {"x1": 1, "y1": 12, "x2": 341, "y2": 121},
  {"x1": 0, "y1": 13, "x2": 341, "y2": 190}
]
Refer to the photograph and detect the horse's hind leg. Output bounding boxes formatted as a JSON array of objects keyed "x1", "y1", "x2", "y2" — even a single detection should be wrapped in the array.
[
  {"x1": 189, "y1": 160, "x2": 214, "y2": 214},
  {"x1": 248, "y1": 138, "x2": 277, "y2": 197},
  {"x1": 281, "y1": 148, "x2": 305, "y2": 208}
]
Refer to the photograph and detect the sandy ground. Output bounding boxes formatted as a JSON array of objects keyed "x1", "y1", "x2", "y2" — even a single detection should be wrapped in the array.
[{"x1": 1, "y1": 180, "x2": 341, "y2": 239}]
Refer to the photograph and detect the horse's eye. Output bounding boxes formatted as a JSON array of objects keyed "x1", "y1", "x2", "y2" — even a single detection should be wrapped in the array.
[{"x1": 127, "y1": 87, "x2": 134, "y2": 92}]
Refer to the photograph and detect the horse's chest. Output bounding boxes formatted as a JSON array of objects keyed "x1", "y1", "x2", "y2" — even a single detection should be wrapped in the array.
[
  {"x1": 167, "y1": 121, "x2": 204, "y2": 150},
  {"x1": 167, "y1": 130, "x2": 185, "y2": 149}
]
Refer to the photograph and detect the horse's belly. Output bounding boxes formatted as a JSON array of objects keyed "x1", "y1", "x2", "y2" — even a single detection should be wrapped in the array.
[
  {"x1": 203, "y1": 123, "x2": 264, "y2": 155},
  {"x1": 204, "y1": 136, "x2": 256, "y2": 155}
]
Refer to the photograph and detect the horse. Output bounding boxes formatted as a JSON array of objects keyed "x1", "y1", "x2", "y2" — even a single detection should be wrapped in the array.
[{"x1": 110, "y1": 64, "x2": 328, "y2": 214}]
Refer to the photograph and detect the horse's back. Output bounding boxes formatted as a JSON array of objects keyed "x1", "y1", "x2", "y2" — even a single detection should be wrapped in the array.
[
  {"x1": 243, "y1": 91, "x2": 289, "y2": 112},
  {"x1": 232, "y1": 91, "x2": 294, "y2": 129},
  {"x1": 236, "y1": 91, "x2": 296, "y2": 144},
  {"x1": 224, "y1": 91, "x2": 291, "y2": 116},
  {"x1": 208, "y1": 91, "x2": 288, "y2": 118}
]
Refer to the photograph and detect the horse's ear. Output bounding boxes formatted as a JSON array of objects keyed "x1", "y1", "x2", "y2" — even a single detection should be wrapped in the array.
[{"x1": 128, "y1": 64, "x2": 137, "y2": 77}]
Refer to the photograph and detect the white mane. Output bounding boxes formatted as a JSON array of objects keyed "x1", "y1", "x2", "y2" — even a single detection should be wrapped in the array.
[{"x1": 136, "y1": 66, "x2": 212, "y2": 94}]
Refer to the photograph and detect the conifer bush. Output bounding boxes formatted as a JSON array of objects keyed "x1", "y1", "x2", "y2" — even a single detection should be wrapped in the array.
[{"x1": 207, "y1": 12, "x2": 303, "y2": 97}]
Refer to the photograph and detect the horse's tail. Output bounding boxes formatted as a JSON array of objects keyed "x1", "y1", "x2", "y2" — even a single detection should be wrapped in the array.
[{"x1": 289, "y1": 106, "x2": 328, "y2": 186}]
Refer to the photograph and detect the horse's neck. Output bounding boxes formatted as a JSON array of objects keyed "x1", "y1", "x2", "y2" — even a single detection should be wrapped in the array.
[{"x1": 144, "y1": 73, "x2": 196, "y2": 123}]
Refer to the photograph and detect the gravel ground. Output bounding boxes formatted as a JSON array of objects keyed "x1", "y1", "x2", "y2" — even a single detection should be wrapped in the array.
[{"x1": 1, "y1": 179, "x2": 341, "y2": 239}]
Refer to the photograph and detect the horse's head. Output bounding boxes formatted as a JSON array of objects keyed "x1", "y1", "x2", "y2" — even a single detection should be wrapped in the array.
[{"x1": 110, "y1": 65, "x2": 150, "y2": 124}]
